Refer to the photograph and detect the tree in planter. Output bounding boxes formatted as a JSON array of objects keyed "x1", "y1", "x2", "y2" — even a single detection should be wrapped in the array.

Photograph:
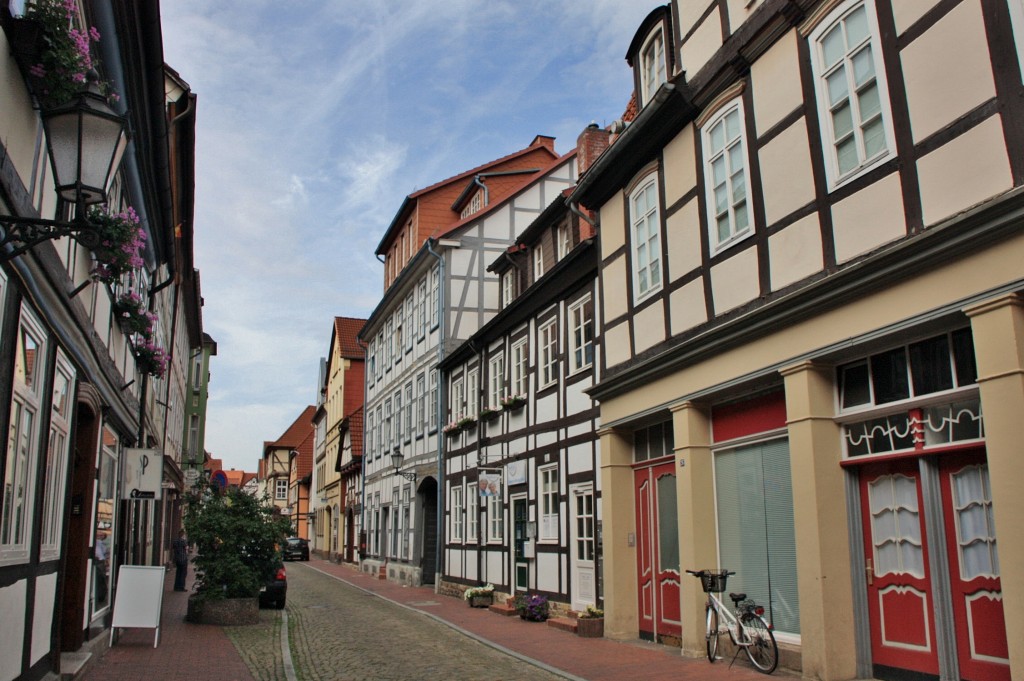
[{"x1": 183, "y1": 483, "x2": 291, "y2": 602}]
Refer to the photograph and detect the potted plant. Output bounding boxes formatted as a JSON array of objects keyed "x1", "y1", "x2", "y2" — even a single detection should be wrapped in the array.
[
  {"x1": 512, "y1": 592, "x2": 549, "y2": 622},
  {"x1": 113, "y1": 291, "x2": 156, "y2": 337},
  {"x1": 463, "y1": 583, "x2": 495, "y2": 608},
  {"x1": 500, "y1": 394, "x2": 527, "y2": 411},
  {"x1": 442, "y1": 419, "x2": 461, "y2": 436},
  {"x1": 457, "y1": 415, "x2": 477, "y2": 432},
  {"x1": 183, "y1": 483, "x2": 291, "y2": 625},
  {"x1": 576, "y1": 605, "x2": 604, "y2": 638},
  {"x1": 88, "y1": 205, "x2": 146, "y2": 284},
  {"x1": 133, "y1": 337, "x2": 169, "y2": 379}
]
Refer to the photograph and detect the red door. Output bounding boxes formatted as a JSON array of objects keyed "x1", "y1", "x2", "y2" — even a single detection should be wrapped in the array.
[
  {"x1": 938, "y1": 454, "x2": 1010, "y2": 681},
  {"x1": 860, "y1": 462, "x2": 940, "y2": 677},
  {"x1": 634, "y1": 460, "x2": 681, "y2": 642}
]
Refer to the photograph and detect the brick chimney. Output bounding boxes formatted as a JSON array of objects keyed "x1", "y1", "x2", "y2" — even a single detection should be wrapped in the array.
[
  {"x1": 576, "y1": 123, "x2": 611, "y2": 176},
  {"x1": 531, "y1": 135, "x2": 556, "y2": 152}
]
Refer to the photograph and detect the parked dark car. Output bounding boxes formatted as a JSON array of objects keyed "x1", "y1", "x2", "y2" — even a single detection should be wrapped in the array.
[
  {"x1": 283, "y1": 537, "x2": 309, "y2": 561},
  {"x1": 259, "y1": 563, "x2": 287, "y2": 609}
]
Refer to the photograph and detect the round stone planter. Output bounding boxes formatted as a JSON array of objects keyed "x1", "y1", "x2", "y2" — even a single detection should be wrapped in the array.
[{"x1": 186, "y1": 596, "x2": 259, "y2": 625}]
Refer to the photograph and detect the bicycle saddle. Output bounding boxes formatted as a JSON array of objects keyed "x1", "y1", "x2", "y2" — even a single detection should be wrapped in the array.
[{"x1": 729, "y1": 592, "x2": 746, "y2": 604}]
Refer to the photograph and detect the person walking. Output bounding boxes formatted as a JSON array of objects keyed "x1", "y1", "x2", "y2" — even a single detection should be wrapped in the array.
[{"x1": 172, "y1": 529, "x2": 190, "y2": 591}]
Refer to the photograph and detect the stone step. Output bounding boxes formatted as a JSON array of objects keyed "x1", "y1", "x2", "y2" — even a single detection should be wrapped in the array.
[
  {"x1": 547, "y1": 616, "x2": 578, "y2": 634},
  {"x1": 488, "y1": 602, "x2": 518, "y2": 617}
]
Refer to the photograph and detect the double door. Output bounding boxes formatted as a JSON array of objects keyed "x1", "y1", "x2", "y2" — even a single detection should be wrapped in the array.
[
  {"x1": 634, "y1": 459, "x2": 681, "y2": 642},
  {"x1": 860, "y1": 451, "x2": 1008, "y2": 681}
]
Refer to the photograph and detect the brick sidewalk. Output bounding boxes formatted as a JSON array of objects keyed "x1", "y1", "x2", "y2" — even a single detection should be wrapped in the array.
[{"x1": 306, "y1": 558, "x2": 780, "y2": 681}]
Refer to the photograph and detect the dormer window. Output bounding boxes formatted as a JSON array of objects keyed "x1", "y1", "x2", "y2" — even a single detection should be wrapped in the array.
[
  {"x1": 640, "y1": 28, "x2": 667, "y2": 106},
  {"x1": 460, "y1": 189, "x2": 484, "y2": 219}
]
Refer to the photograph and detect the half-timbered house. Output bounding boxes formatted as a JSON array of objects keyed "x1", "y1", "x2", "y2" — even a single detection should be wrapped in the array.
[{"x1": 572, "y1": 1, "x2": 1023, "y2": 679}]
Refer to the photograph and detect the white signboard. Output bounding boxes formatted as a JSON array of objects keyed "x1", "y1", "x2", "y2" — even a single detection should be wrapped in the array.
[
  {"x1": 110, "y1": 565, "x2": 166, "y2": 647},
  {"x1": 506, "y1": 460, "x2": 527, "y2": 485},
  {"x1": 122, "y1": 448, "x2": 163, "y2": 500}
]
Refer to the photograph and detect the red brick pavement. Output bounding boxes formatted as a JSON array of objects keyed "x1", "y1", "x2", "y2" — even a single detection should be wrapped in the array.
[
  {"x1": 78, "y1": 569, "x2": 255, "y2": 681},
  {"x1": 306, "y1": 559, "x2": 784, "y2": 681}
]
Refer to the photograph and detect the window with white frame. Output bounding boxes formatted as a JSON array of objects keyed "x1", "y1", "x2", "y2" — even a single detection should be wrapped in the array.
[
  {"x1": 375, "y1": 405, "x2": 383, "y2": 458},
  {"x1": 539, "y1": 319, "x2": 558, "y2": 388},
  {"x1": 384, "y1": 398, "x2": 392, "y2": 448},
  {"x1": 640, "y1": 27, "x2": 667, "y2": 106},
  {"x1": 391, "y1": 491, "x2": 400, "y2": 557},
  {"x1": 533, "y1": 244, "x2": 545, "y2": 280},
  {"x1": 430, "y1": 266, "x2": 440, "y2": 327},
  {"x1": 40, "y1": 351, "x2": 75, "y2": 560},
  {"x1": 2, "y1": 306, "x2": 47, "y2": 563},
  {"x1": 375, "y1": 332, "x2": 384, "y2": 380},
  {"x1": 557, "y1": 223, "x2": 571, "y2": 260},
  {"x1": 429, "y1": 370, "x2": 438, "y2": 430},
  {"x1": 704, "y1": 101, "x2": 751, "y2": 251},
  {"x1": 488, "y1": 494, "x2": 504, "y2": 542},
  {"x1": 467, "y1": 368, "x2": 479, "y2": 415},
  {"x1": 539, "y1": 465, "x2": 559, "y2": 541},
  {"x1": 467, "y1": 488, "x2": 478, "y2": 541},
  {"x1": 404, "y1": 298, "x2": 414, "y2": 351},
  {"x1": 510, "y1": 339, "x2": 528, "y2": 398},
  {"x1": 488, "y1": 353, "x2": 505, "y2": 408},
  {"x1": 404, "y1": 383, "x2": 413, "y2": 442},
  {"x1": 630, "y1": 175, "x2": 662, "y2": 301},
  {"x1": 502, "y1": 270, "x2": 516, "y2": 308},
  {"x1": 418, "y1": 280, "x2": 427, "y2": 337},
  {"x1": 394, "y1": 391, "x2": 403, "y2": 443},
  {"x1": 366, "y1": 410, "x2": 375, "y2": 457},
  {"x1": 416, "y1": 373, "x2": 426, "y2": 431},
  {"x1": 275, "y1": 478, "x2": 288, "y2": 500},
  {"x1": 568, "y1": 295, "x2": 594, "y2": 373},
  {"x1": 452, "y1": 485, "x2": 464, "y2": 541},
  {"x1": 451, "y1": 377, "x2": 465, "y2": 420},
  {"x1": 809, "y1": 0, "x2": 893, "y2": 188}
]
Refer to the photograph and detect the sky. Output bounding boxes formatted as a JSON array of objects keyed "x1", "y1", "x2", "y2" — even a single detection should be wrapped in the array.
[{"x1": 158, "y1": 1, "x2": 656, "y2": 473}]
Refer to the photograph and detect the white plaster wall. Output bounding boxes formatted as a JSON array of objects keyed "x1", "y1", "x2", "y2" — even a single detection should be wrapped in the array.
[
  {"x1": 768, "y1": 213, "x2": 823, "y2": 290},
  {"x1": 710, "y1": 246, "x2": 759, "y2": 313},
  {"x1": 599, "y1": 192, "x2": 625, "y2": 259},
  {"x1": 0, "y1": 580, "x2": 26, "y2": 681},
  {"x1": 536, "y1": 552, "x2": 560, "y2": 592},
  {"x1": 663, "y1": 126, "x2": 697, "y2": 207},
  {"x1": 666, "y1": 201, "x2": 701, "y2": 284},
  {"x1": 633, "y1": 303, "x2": 666, "y2": 355},
  {"x1": 604, "y1": 322, "x2": 631, "y2": 368},
  {"x1": 602, "y1": 256, "x2": 629, "y2": 322},
  {"x1": 485, "y1": 205, "x2": 512, "y2": 238},
  {"x1": 516, "y1": 184, "x2": 543, "y2": 212},
  {"x1": 831, "y1": 172, "x2": 905, "y2": 264},
  {"x1": 565, "y1": 379, "x2": 592, "y2": 415},
  {"x1": 891, "y1": 0, "x2": 944, "y2": 35},
  {"x1": 670, "y1": 278, "x2": 708, "y2": 337},
  {"x1": 901, "y1": 0, "x2": 996, "y2": 143},
  {"x1": 567, "y1": 443, "x2": 594, "y2": 476},
  {"x1": 758, "y1": 118, "x2": 816, "y2": 225},
  {"x1": 681, "y1": 6, "x2": 724, "y2": 78},
  {"x1": 917, "y1": 116, "x2": 1012, "y2": 227},
  {"x1": 751, "y1": 31, "x2": 802, "y2": 136}
]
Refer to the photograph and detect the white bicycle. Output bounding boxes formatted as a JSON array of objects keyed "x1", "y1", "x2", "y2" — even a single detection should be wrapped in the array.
[{"x1": 686, "y1": 569, "x2": 779, "y2": 674}]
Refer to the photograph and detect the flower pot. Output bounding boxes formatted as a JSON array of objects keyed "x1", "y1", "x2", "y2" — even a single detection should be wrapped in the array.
[
  {"x1": 503, "y1": 400, "x2": 526, "y2": 412},
  {"x1": 479, "y1": 409, "x2": 501, "y2": 422},
  {"x1": 468, "y1": 594, "x2": 493, "y2": 608},
  {"x1": 186, "y1": 595, "x2": 259, "y2": 625},
  {"x1": 576, "y1": 617, "x2": 604, "y2": 638}
]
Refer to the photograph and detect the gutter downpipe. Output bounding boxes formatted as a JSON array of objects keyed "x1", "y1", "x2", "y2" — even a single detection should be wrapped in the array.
[
  {"x1": 425, "y1": 237, "x2": 445, "y2": 593},
  {"x1": 473, "y1": 175, "x2": 489, "y2": 208},
  {"x1": 568, "y1": 200, "x2": 597, "y2": 229}
]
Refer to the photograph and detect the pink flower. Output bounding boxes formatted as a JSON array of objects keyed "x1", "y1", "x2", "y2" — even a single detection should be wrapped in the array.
[{"x1": 29, "y1": 64, "x2": 46, "y2": 78}]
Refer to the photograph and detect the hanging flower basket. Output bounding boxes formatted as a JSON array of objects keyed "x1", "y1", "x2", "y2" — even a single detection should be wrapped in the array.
[
  {"x1": 113, "y1": 291, "x2": 156, "y2": 337},
  {"x1": 89, "y1": 206, "x2": 145, "y2": 284},
  {"x1": 458, "y1": 416, "x2": 477, "y2": 432},
  {"x1": 134, "y1": 337, "x2": 168, "y2": 379}
]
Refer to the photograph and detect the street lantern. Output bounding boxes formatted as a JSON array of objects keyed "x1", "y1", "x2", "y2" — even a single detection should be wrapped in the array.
[
  {"x1": 0, "y1": 73, "x2": 129, "y2": 262},
  {"x1": 391, "y1": 447, "x2": 416, "y2": 483}
]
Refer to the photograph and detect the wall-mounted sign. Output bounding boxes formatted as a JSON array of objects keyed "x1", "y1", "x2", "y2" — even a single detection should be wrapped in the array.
[
  {"x1": 506, "y1": 460, "x2": 527, "y2": 485},
  {"x1": 122, "y1": 448, "x2": 162, "y2": 500},
  {"x1": 478, "y1": 470, "x2": 502, "y2": 497}
]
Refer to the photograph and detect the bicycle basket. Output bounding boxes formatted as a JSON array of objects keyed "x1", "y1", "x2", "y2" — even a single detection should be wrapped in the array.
[{"x1": 700, "y1": 570, "x2": 730, "y2": 593}]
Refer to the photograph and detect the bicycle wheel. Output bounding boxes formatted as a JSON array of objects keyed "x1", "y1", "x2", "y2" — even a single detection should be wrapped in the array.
[
  {"x1": 740, "y1": 613, "x2": 778, "y2": 674},
  {"x1": 706, "y1": 606, "x2": 720, "y2": 662}
]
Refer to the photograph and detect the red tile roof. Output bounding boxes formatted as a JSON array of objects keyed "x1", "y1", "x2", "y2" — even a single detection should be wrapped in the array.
[
  {"x1": 333, "y1": 316, "x2": 366, "y2": 360},
  {"x1": 265, "y1": 406, "x2": 316, "y2": 452},
  {"x1": 292, "y1": 428, "x2": 315, "y2": 479}
]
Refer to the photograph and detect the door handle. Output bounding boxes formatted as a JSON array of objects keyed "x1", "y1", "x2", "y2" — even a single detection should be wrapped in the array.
[{"x1": 865, "y1": 558, "x2": 874, "y2": 586}]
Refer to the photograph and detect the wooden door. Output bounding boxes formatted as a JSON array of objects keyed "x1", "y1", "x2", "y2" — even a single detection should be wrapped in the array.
[
  {"x1": 634, "y1": 460, "x2": 681, "y2": 642},
  {"x1": 939, "y1": 455, "x2": 1010, "y2": 681},
  {"x1": 570, "y1": 485, "x2": 596, "y2": 609},
  {"x1": 860, "y1": 462, "x2": 939, "y2": 678}
]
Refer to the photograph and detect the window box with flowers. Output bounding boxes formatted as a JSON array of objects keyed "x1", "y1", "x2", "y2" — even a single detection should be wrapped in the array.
[
  {"x1": 113, "y1": 291, "x2": 156, "y2": 336},
  {"x1": 463, "y1": 583, "x2": 495, "y2": 608},
  {"x1": 500, "y1": 394, "x2": 527, "y2": 412},
  {"x1": 442, "y1": 420, "x2": 462, "y2": 437},
  {"x1": 89, "y1": 206, "x2": 146, "y2": 284},
  {"x1": 134, "y1": 337, "x2": 168, "y2": 379},
  {"x1": 478, "y1": 406, "x2": 501, "y2": 422},
  {"x1": 512, "y1": 592, "x2": 549, "y2": 622},
  {"x1": 575, "y1": 605, "x2": 604, "y2": 638},
  {"x1": 4, "y1": 0, "x2": 116, "y2": 110}
]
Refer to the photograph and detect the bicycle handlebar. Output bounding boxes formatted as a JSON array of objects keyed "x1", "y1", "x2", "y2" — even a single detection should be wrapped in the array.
[{"x1": 685, "y1": 569, "x2": 736, "y2": 576}]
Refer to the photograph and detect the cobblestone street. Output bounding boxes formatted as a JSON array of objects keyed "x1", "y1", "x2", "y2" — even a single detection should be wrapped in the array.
[{"x1": 231, "y1": 563, "x2": 562, "y2": 681}]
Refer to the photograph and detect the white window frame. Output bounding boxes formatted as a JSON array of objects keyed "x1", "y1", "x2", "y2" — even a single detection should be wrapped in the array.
[
  {"x1": 539, "y1": 318, "x2": 558, "y2": 389},
  {"x1": 404, "y1": 382, "x2": 413, "y2": 442},
  {"x1": 451, "y1": 376, "x2": 465, "y2": 421},
  {"x1": 703, "y1": 100, "x2": 753, "y2": 253},
  {"x1": 809, "y1": 0, "x2": 895, "y2": 190},
  {"x1": 2, "y1": 305, "x2": 47, "y2": 565},
  {"x1": 568, "y1": 295, "x2": 594, "y2": 374},
  {"x1": 533, "y1": 244, "x2": 545, "y2": 280},
  {"x1": 40, "y1": 351, "x2": 75, "y2": 561},
  {"x1": 640, "y1": 26, "x2": 667, "y2": 106},
  {"x1": 394, "y1": 390, "x2": 403, "y2": 443},
  {"x1": 417, "y1": 280, "x2": 427, "y2": 338},
  {"x1": 451, "y1": 485, "x2": 464, "y2": 542},
  {"x1": 375, "y1": 405, "x2": 384, "y2": 458},
  {"x1": 467, "y1": 368, "x2": 479, "y2": 415},
  {"x1": 429, "y1": 370, "x2": 438, "y2": 431},
  {"x1": 467, "y1": 487, "x2": 478, "y2": 542},
  {"x1": 510, "y1": 339, "x2": 528, "y2": 398},
  {"x1": 488, "y1": 353, "x2": 505, "y2": 410},
  {"x1": 629, "y1": 174, "x2": 663, "y2": 302},
  {"x1": 404, "y1": 298, "x2": 414, "y2": 352},
  {"x1": 557, "y1": 223, "x2": 571, "y2": 260},
  {"x1": 416, "y1": 373, "x2": 426, "y2": 432},
  {"x1": 275, "y1": 478, "x2": 288, "y2": 500},
  {"x1": 430, "y1": 266, "x2": 440, "y2": 328},
  {"x1": 539, "y1": 464, "x2": 559, "y2": 542},
  {"x1": 502, "y1": 270, "x2": 516, "y2": 308},
  {"x1": 487, "y1": 494, "x2": 504, "y2": 543}
]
